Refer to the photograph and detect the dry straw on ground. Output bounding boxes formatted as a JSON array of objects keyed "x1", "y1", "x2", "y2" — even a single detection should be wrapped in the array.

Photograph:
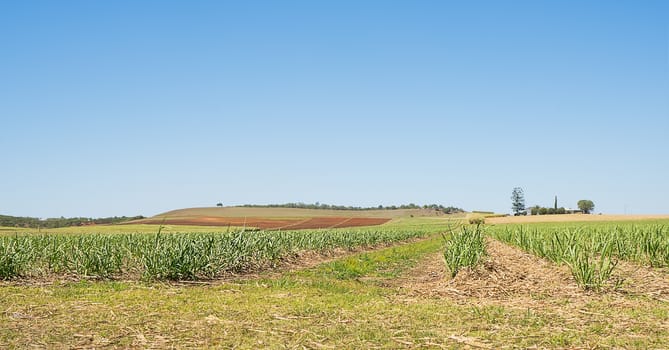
[{"x1": 395, "y1": 237, "x2": 669, "y2": 306}]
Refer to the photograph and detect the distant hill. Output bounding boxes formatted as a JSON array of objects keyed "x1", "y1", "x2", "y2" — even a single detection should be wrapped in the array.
[
  {"x1": 131, "y1": 205, "x2": 466, "y2": 230},
  {"x1": 153, "y1": 206, "x2": 462, "y2": 219}
]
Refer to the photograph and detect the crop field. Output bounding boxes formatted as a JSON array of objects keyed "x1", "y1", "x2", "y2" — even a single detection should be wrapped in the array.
[
  {"x1": 0, "y1": 224, "x2": 247, "y2": 236},
  {"x1": 0, "y1": 221, "x2": 442, "y2": 281},
  {"x1": 486, "y1": 213, "x2": 669, "y2": 224},
  {"x1": 488, "y1": 222, "x2": 669, "y2": 290},
  {"x1": 125, "y1": 206, "x2": 455, "y2": 230},
  {"x1": 1, "y1": 217, "x2": 668, "y2": 348}
]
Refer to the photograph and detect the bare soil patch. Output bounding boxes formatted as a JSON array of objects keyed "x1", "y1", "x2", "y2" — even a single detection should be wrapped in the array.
[{"x1": 487, "y1": 214, "x2": 669, "y2": 224}]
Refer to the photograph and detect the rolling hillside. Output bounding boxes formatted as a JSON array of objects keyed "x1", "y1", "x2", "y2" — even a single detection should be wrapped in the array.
[{"x1": 127, "y1": 206, "x2": 461, "y2": 230}]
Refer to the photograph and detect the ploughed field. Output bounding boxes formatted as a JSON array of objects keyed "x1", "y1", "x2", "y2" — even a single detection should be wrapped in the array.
[
  {"x1": 126, "y1": 206, "x2": 449, "y2": 230},
  {"x1": 129, "y1": 216, "x2": 391, "y2": 230}
]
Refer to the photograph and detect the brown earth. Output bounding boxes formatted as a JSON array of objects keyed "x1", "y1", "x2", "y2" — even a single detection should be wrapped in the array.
[
  {"x1": 486, "y1": 213, "x2": 669, "y2": 224},
  {"x1": 128, "y1": 216, "x2": 391, "y2": 230}
]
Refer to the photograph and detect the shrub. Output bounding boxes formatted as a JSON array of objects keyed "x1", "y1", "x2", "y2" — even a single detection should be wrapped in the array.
[{"x1": 467, "y1": 214, "x2": 485, "y2": 225}]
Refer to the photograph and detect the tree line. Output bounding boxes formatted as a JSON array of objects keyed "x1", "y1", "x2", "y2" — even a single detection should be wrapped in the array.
[
  {"x1": 511, "y1": 188, "x2": 595, "y2": 215},
  {"x1": 236, "y1": 202, "x2": 464, "y2": 214},
  {"x1": 0, "y1": 215, "x2": 145, "y2": 229}
]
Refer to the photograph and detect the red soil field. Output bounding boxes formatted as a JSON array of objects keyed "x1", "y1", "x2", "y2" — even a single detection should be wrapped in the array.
[
  {"x1": 333, "y1": 218, "x2": 391, "y2": 228},
  {"x1": 130, "y1": 216, "x2": 391, "y2": 230}
]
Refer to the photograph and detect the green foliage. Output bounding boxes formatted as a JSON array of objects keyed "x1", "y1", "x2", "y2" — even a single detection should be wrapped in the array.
[
  {"x1": 511, "y1": 187, "x2": 526, "y2": 215},
  {"x1": 239, "y1": 202, "x2": 464, "y2": 213},
  {"x1": 467, "y1": 215, "x2": 486, "y2": 225},
  {"x1": 0, "y1": 225, "x2": 440, "y2": 281},
  {"x1": 0, "y1": 215, "x2": 144, "y2": 229},
  {"x1": 566, "y1": 249, "x2": 618, "y2": 290},
  {"x1": 443, "y1": 224, "x2": 487, "y2": 277},
  {"x1": 530, "y1": 206, "x2": 540, "y2": 215},
  {"x1": 577, "y1": 200, "x2": 595, "y2": 214},
  {"x1": 530, "y1": 206, "x2": 567, "y2": 215},
  {"x1": 0, "y1": 239, "x2": 27, "y2": 278},
  {"x1": 488, "y1": 223, "x2": 669, "y2": 290}
]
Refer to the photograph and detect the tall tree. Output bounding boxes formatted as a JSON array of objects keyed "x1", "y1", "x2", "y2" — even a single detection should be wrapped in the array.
[
  {"x1": 577, "y1": 200, "x2": 595, "y2": 214},
  {"x1": 511, "y1": 187, "x2": 526, "y2": 216},
  {"x1": 554, "y1": 196, "x2": 558, "y2": 210}
]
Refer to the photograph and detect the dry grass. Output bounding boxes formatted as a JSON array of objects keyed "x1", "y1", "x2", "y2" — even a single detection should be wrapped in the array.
[{"x1": 392, "y1": 238, "x2": 580, "y2": 302}]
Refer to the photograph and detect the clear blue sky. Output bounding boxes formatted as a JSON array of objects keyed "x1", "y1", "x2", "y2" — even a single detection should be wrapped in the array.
[{"x1": 1, "y1": 1, "x2": 667, "y2": 218}]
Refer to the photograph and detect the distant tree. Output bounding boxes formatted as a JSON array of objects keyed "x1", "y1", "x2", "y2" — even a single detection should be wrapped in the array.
[
  {"x1": 236, "y1": 202, "x2": 464, "y2": 213},
  {"x1": 577, "y1": 200, "x2": 595, "y2": 214},
  {"x1": 554, "y1": 196, "x2": 558, "y2": 210},
  {"x1": 216, "y1": 203, "x2": 223, "y2": 207},
  {"x1": 511, "y1": 187, "x2": 526, "y2": 216},
  {"x1": 0, "y1": 214, "x2": 143, "y2": 229},
  {"x1": 530, "y1": 205, "x2": 540, "y2": 215}
]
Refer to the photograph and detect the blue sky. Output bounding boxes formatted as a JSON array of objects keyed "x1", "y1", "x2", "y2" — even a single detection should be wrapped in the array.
[{"x1": 1, "y1": 1, "x2": 667, "y2": 218}]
